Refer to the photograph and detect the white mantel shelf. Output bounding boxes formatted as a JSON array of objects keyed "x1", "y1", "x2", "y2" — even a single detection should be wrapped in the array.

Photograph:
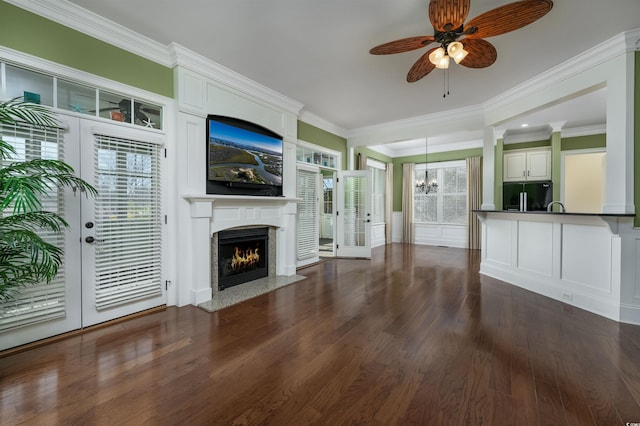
[{"x1": 183, "y1": 194, "x2": 300, "y2": 203}]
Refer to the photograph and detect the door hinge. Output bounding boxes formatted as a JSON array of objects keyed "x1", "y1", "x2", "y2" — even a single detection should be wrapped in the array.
[
  {"x1": 336, "y1": 244, "x2": 339, "y2": 249},
  {"x1": 336, "y1": 211, "x2": 339, "y2": 216},
  {"x1": 164, "y1": 148, "x2": 167, "y2": 158},
  {"x1": 336, "y1": 177, "x2": 339, "y2": 183},
  {"x1": 165, "y1": 280, "x2": 171, "y2": 290},
  {"x1": 164, "y1": 214, "x2": 167, "y2": 224}
]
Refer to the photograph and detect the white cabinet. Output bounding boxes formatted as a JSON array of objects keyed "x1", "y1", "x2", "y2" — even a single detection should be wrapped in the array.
[{"x1": 504, "y1": 148, "x2": 551, "y2": 181}]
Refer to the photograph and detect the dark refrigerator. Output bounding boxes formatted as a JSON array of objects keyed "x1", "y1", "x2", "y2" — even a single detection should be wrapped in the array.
[{"x1": 503, "y1": 182, "x2": 552, "y2": 211}]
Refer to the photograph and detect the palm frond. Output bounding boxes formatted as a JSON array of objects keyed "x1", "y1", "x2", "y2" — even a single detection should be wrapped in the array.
[
  {"x1": 0, "y1": 159, "x2": 98, "y2": 213},
  {"x1": 0, "y1": 211, "x2": 68, "y2": 233},
  {"x1": 0, "y1": 97, "x2": 58, "y2": 128}
]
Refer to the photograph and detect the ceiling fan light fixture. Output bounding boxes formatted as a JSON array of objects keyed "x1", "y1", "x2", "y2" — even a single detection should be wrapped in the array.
[
  {"x1": 428, "y1": 47, "x2": 446, "y2": 66},
  {"x1": 435, "y1": 55, "x2": 450, "y2": 69},
  {"x1": 447, "y1": 41, "x2": 468, "y2": 64}
]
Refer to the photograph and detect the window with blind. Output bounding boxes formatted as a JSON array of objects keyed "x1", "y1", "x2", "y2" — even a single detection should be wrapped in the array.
[
  {"x1": 296, "y1": 167, "x2": 319, "y2": 261},
  {"x1": 414, "y1": 161, "x2": 467, "y2": 224},
  {"x1": 93, "y1": 134, "x2": 162, "y2": 309},
  {"x1": 0, "y1": 123, "x2": 67, "y2": 332}
]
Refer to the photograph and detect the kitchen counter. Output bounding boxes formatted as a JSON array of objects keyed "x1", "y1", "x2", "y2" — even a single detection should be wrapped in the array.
[
  {"x1": 474, "y1": 209, "x2": 640, "y2": 324},
  {"x1": 473, "y1": 209, "x2": 635, "y2": 217}
]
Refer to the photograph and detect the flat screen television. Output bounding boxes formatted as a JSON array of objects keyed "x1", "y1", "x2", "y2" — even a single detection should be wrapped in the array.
[{"x1": 206, "y1": 115, "x2": 283, "y2": 196}]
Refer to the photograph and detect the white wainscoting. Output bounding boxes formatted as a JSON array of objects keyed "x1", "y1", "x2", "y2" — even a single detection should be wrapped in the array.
[
  {"x1": 478, "y1": 211, "x2": 640, "y2": 324},
  {"x1": 414, "y1": 223, "x2": 466, "y2": 248},
  {"x1": 390, "y1": 212, "x2": 466, "y2": 248},
  {"x1": 371, "y1": 223, "x2": 386, "y2": 248},
  {"x1": 392, "y1": 212, "x2": 403, "y2": 243}
]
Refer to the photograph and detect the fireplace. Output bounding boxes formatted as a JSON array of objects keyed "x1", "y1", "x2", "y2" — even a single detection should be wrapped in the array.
[{"x1": 216, "y1": 227, "x2": 269, "y2": 290}]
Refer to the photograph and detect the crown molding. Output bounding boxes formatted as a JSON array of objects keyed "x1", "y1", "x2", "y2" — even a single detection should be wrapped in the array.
[
  {"x1": 347, "y1": 104, "x2": 484, "y2": 140},
  {"x1": 298, "y1": 110, "x2": 348, "y2": 139},
  {"x1": 170, "y1": 43, "x2": 304, "y2": 117},
  {"x1": 369, "y1": 138, "x2": 482, "y2": 158},
  {"x1": 503, "y1": 128, "x2": 551, "y2": 145},
  {"x1": 561, "y1": 124, "x2": 606, "y2": 138},
  {"x1": 6, "y1": 0, "x2": 174, "y2": 67},
  {"x1": 484, "y1": 29, "x2": 640, "y2": 114}
]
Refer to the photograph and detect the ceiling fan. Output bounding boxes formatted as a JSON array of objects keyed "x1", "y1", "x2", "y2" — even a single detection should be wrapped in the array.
[{"x1": 370, "y1": 0, "x2": 553, "y2": 82}]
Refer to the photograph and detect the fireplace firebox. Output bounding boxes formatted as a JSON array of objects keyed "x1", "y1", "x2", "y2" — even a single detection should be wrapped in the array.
[{"x1": 217, "y1": 227, "x2": 269, "y2": 290}]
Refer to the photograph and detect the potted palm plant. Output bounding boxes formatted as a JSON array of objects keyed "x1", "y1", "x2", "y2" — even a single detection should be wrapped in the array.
[{"x1": 0, "y1": 98, "x2": 96, "y2": 302}]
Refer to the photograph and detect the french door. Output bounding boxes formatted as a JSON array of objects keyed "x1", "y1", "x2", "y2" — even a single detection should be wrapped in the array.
[
  {"x1": 336, "y1": 170, "x2": 371, "y2": 258},
  {"x1": 0, "y1": 116, "x2": 165, "y2": 350}
]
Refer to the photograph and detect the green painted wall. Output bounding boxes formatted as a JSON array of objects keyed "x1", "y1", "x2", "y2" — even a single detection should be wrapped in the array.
[
  {"x1": 0, "y1": 2, "x2": 173, "y2": 98},
  {"x1": 297, "y1": 121, "x2": 347, "y2": 170},
  {"x1": 353, "y1": 147, "x2": 393, "y2": 167},
  {"x1": 561, "y1": 134, "x2": 606, "y2": 151},
  {"x1": 391, "y1": 147, "x2": 483, "y2": 212}
]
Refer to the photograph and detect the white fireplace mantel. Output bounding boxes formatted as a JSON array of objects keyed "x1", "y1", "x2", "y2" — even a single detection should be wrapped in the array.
[{"x1": 181, "y1": 193, "x2": 299, "y2": 306}]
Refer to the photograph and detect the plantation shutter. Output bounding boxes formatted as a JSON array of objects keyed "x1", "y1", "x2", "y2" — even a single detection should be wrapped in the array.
[
  {"x1": 93, "y1": 134, "x2": 162, "y2": 309},
  {"x1": 296, "y1": 167, "x2": 319, "y2": 260},
  {"x1": 0, "y1": 123, "x2": 67, "y2": 332}
]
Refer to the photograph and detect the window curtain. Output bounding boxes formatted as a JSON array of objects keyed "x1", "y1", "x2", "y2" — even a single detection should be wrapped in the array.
[
  {"x1": 402, "y1": 163, "x2": 415, "y2": 244},
  {"x1": 385, "y1": 162, "x2": 393, "y2": 244},
  {"x1": 357, "y1": 153, "x2": 367, "y2": 170},
  {"x1": 466, "y1": 156, "x2": 482, "y2": 250}
]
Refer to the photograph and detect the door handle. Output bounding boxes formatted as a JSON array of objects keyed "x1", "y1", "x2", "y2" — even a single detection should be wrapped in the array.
[{"x1": 85, "y1": 236, "x2": 104, "y2": 244}]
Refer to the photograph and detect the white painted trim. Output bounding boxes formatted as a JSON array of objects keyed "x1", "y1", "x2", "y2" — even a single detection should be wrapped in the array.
[
  {"x1": 483, "y1": 30, "x2": 640, "y2": 117},
  {"x1": 299, "y1": 109, "x2": 348, "y2": 138},
  {"x1": 170, "y1": 43, "x2": 304, "y2": 117},
  {"x1": 366, "y1": 157, "x2": 386, "y2": 170},
  {"x1": 6, "y1": 0, "x2": 173, "y2": 67},
  {"x1": 503, "y1": 128, "x2": 551, "y2": 145},
  {"x1": 561, "y1": 124, "x2": 606, "y2": 138},
  {"x1": 347, "y1": 104, "x2": 484, "y2": 142},
  {"x1": 415, "y1": 159, "x2": 466, "y2": 170}
]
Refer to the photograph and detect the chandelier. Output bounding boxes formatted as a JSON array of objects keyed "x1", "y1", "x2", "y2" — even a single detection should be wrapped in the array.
[{"x1": 415, "y1": 138, "x2": 438, "y2": 194}]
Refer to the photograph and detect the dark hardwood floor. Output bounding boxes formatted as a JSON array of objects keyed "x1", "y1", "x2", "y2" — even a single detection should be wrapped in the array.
[{"x1": 2, "y1": 244, "x2": 640, "y2": 425}]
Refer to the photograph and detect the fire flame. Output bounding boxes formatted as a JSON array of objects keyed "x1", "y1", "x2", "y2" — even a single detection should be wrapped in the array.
[{"x1": 230, "y1": 245, "x2": 260, "y2": 271}]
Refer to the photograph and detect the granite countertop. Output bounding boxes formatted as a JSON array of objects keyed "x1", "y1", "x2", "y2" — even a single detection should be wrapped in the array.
[{"x1": 472, "y1": 210, "x2": 636, "y2": 218}]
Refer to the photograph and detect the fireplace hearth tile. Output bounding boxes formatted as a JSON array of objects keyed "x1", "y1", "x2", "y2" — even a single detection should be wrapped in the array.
[{"x1": 197, "y1": 275, "x2": 306, "y2": 313}]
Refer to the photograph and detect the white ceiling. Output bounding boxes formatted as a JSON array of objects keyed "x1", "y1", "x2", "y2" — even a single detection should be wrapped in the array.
[{"x1": 61, "y1": 0, "x2": 640, "y2": 150}]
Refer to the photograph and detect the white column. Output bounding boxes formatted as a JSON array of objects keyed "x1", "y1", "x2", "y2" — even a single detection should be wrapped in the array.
[
  {"x1": 481, "y1": 125, "x2": 496, "y2": 210},
  {"x1": 189, "y1": 201, "x2": 213, "y2": 305},
  {"x1": 603, "y1": 51, "x2": 635, "y2": 214}
]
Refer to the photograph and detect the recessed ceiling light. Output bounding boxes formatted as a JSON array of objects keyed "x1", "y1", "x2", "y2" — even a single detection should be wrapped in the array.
[{"x1": 521, "y1": 123, "x2": 529, "y2": 128}]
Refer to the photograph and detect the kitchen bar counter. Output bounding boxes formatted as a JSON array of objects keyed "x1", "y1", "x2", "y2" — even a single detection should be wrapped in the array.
[
  {"x1": 474, "y1": 209, "x2": 640, "y2": 324},
  {"x1": 474, "y1": 209, "x2": 635, "y2": 217}
]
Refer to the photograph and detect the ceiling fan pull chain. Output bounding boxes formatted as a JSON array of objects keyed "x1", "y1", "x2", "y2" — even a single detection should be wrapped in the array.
[{"x1": 443, "y1": 68, "x2": 446, "y2": 98}]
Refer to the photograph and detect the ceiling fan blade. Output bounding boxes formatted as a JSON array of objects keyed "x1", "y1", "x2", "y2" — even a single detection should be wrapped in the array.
[
  {"x1": 407, "y1": 48, "x2": 438, "y2": 82},
  {"x1": 428, "y1": 0, "x2": 471, "y2": 32},
  {"x1": 459, "y1": 38, "x2": 497, "y2": 68},
  {"x1": 465, "y1": 0, "x2": 553, "y2": 39},
  {"x1": 370, "y1": 36, "x2": 435, "y2": 55}
]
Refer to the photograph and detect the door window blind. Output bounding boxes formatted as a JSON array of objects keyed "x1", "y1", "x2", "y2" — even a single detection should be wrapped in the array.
[
  {"x1": 296, "y1": 168, "x2": 319, "y2": 260},
  {"x1": 93, "y1": 134, "x2": 162, "y2": 310},
  {"x1": 0, "y1": 123, "x2": 67, "y2": 332}
]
